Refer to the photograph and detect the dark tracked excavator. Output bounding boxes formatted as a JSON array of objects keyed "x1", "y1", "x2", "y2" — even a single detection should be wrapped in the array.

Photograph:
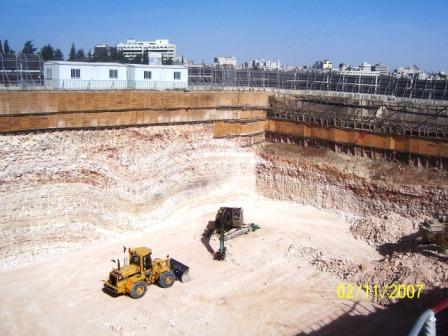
[{"x1": 203, "y1": 207, "x2": 260, "y2": 260}]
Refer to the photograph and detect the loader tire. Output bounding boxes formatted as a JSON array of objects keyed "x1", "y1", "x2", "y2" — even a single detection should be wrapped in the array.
[
  {"x1": 130, "y1": 281, "x2": 147, "y2": 299},
  {"x1": 158, "y1": 271, "x2": 175, "y2": 288}
]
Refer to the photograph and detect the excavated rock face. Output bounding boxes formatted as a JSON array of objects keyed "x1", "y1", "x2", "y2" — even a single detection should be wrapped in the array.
[
  {"x1": 256, "y1": 143, "x2": 448, "y2": 218},
  {"x1": 1, "y1": 127, "x2": 447, "y2": 303},
  {"x1": 255, "y1": 143, "x2": 448, "y2": 305},
  {"x1": 0, "y1": 124, "x2": 257, "y2": 266}
]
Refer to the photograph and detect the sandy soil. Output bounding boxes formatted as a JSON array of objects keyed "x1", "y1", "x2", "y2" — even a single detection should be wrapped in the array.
[{"x1": 0, "y1": 196, "x2": 383, "y2": 336}]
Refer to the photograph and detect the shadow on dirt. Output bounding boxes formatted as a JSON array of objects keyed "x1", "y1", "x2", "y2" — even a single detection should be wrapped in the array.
[
  {"x1": 294, "y1": 287, "x2": 448, "y2": 336},
  {"x1": 377, "y1": 232, "x2": 448, "y2": 263}
]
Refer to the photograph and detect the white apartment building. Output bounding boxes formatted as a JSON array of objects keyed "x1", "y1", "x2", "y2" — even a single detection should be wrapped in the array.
[
  {"x1": 44, "y1": 61, "x2": 187, "y2": 90},
  {"x1": 372, "y1": 63, "x2": 389, "y2": 76},
  {"x1": 116, "y1": 38, "x2": 176, "y2": 63}
]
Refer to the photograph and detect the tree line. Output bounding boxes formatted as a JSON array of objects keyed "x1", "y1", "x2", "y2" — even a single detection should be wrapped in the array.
[
  {"x1": 0, "y1": 39, "x2": 174, "y2": 64},
  {"x1": 1, "y1": 39, "x2": 64, "y2": 61},
  {"x1": 2, "y1": 39, "x2": 138, "y2": 63}
]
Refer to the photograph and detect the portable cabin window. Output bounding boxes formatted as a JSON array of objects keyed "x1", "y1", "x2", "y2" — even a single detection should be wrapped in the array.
[
  {"x1": 144, "y1": 71, "x2": 152, "y2": 79},
  {"x1": 46, "y1": 68, "x2": 52, "y2": 79},
  {"x1": 109, "y1": 69, "x2": 118, "y2": 79},
  {"x1": 174, "y1": 71, "x2": 181, "y2": 80},
  {"x1": 71, "y1": 69, "x2": 80, "y2": 78}
]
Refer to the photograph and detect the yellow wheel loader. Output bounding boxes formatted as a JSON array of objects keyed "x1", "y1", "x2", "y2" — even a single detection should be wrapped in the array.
[{"x1": 103, "y1": 247, "x2": 190, "y2": 299}]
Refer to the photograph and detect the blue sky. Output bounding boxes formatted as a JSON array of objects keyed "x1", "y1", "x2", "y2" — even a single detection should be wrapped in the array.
[{"x1": 1, "y1": 0, "x2": 447, "y2": 72}]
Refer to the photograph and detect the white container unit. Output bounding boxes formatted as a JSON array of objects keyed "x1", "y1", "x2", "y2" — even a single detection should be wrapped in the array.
[
  {"x1": 44, "y1": 61, "x2": 188, "y2": 90},
  {"x1": 44, "y1": 61, "x2": 128, "y2": 90},
  {"x1": 129, "y1": 64, "x2": 188, "y2": 90}
]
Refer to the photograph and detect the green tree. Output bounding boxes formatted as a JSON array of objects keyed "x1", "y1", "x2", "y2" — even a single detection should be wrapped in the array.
[
  {"x1": 4, "y1": 40, "x2": 12, "y2": 53},
  {"x1": 76, "y1": 48, "x2": 85, "y2": 61},
  {"x1": 40, "y1": 44, "x2": 55, "y2": 61},
  {"x1": 68, "y1": 42, "x2": 76, "y2": 61},
  {"x1": 87, "y1": 49, "x2": 92, "y2": 60},
  {"x1": 54, "y1": 49, "x2": 64, "y2": 61},
  {"x1": 0, "y1": 40, "x2": 3, "y2": 54},
  {"x1": 114, "y1": 52, "x2": 127, "y2": 63},
  {"x1": 142, "y1": 52, "x2": 148, "y2": 65},
  {"x1": 22, "y1": 40, "x2": 37, "y2": 54}
]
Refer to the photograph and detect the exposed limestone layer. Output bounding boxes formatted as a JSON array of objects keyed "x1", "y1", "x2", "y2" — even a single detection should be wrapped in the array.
[
  {"x1": 0, "y1": 124, "x2": 257, "y2": 265},
  {"x1": 1, "y1": 128, "x2": 447, "y2": 269},
  {"x1": 256, "y1": 143, "x2": 448, "y2": 218}
]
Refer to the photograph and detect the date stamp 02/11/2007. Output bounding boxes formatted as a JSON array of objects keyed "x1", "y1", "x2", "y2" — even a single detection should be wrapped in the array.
[{"x1": 336, "y1": 283, "x2": 425, "y2": 300}]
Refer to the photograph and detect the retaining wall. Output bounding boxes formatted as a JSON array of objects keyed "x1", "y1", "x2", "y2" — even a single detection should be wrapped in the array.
[{"x1": 1, "y1": 90, "x2": 447, "y2": 165}]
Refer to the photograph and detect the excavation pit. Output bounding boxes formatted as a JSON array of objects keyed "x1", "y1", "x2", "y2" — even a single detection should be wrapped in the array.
[{"x1": 0, "y1": 92, "x2": 447, "y2": 335}]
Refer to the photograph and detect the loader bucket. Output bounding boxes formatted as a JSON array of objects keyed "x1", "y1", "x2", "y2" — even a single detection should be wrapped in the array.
[{"x1": 170, "y1": 258, "x2": 191, "y2": 283}]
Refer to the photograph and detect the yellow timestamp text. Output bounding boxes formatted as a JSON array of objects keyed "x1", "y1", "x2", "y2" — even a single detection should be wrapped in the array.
[{"x1": 336, "y1": 283, "x2": 425, "y2": 300}]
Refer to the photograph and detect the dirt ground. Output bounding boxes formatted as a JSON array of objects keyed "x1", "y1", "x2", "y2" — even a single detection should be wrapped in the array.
[
  {"x1": 1, "y1": 127, "x2": 447, "y2": 336},
  {"x1": 0, "y1": 196, "x2": 386, "y2": 336}
]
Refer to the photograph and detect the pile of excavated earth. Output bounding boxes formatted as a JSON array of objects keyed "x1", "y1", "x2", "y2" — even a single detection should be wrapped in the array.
[{"x1": 0, "y1": 124, "x2": 447, "y2": 335}]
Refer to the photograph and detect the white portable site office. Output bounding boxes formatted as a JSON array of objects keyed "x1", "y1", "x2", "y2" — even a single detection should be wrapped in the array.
[{"x1": 44, "y1": 61, "x2": 188, "y2": 90}]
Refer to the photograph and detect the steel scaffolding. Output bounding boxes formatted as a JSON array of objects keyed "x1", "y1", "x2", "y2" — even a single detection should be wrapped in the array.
[
  {"x1": 0, "y1": 53, "x2": 44, "y2": 88},
  {"x1": 1, "y1": 57, "x2": 447, "y2": 102},
  {"x1": 188, "y1": 67, "x2": 448, "y2": 101},
  {"x1": 268, "y1": 93, "x2": 448, "y2": 139}
]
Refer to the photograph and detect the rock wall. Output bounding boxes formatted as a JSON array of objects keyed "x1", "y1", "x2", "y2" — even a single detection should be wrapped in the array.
[
  {"x1": 256, "y1": 145, "x2": 448, "y2": 218},
  {"x1": 0, "y1": 124, "x2": 257, "y2": 266}
]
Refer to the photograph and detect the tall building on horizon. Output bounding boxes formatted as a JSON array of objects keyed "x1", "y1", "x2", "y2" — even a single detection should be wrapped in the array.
[{"x1": 116, "y1": 38, "x2": 176, "y2": 64}]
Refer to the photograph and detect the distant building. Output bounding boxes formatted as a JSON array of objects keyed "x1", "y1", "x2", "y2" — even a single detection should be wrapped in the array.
[
  {"x1": 394, "y1": 65, "x2": 423, "y2": 78},
  {"x1": 279, "y1": 65, "x2": 297, "y2": 72},
  {"x1": 43, "y1": 61, "x2": 187, "y2": 90},
  {"x1": 337, "y1": 62, "x2": 380, "y2": 76},
  {"x1": 251, "y1": 59, "x2": 281, "y2": 70},
  {"x1": 116, "y1": 38, "x2": 176, "y2": 64},
  {"x1": 359, "y1": 62, "x2": 373, "y2": 72},
  {"x1": 314, "y1": 60, "x2": 332, "y2": 70},
  {"x1": 174, "y1": 56, "x2": 190, "y2": 65},
  {"x1": 93, "y1": 44, "x2": 117, "y2": 60},
  {"x1": 214, "y1": 56, "x2": 237, "y2": 68},
  {"x1": 372, "y1": 63, "x2": 389, "y2": 75},
  {"x1": 339, "y1": 63, "x2": 349, "y2": 71},
  {"x1": 148, "y1": 52, "x2": 162, "y2": 65}
]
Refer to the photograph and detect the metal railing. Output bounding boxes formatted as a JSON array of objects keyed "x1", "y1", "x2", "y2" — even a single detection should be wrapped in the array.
[{"x1": 0, "y1": 79, "x2": 189, "y2": 91}]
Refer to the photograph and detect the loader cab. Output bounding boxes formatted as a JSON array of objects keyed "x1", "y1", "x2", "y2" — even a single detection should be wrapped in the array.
[{"x1": 129, "y1": 247, "x2": 153, "y2": 271}]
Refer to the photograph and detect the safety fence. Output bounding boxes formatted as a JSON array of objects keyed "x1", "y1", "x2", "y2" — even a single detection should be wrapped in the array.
[
  {"x1": 1, "y1": 79, "x2": 188, "y2": 91},
  {"x1": 188, "y1": 67, "x2": 448, "y2": 101},
  {"x1": 1, "y1": 55, "x2": 447, "y2": 101}
]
